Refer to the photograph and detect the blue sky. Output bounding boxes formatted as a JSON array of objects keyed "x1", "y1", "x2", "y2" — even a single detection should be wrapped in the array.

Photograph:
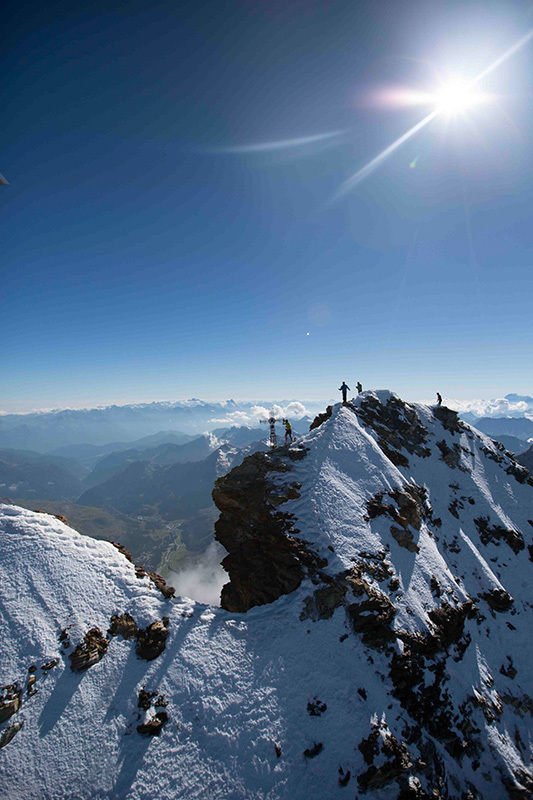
[{"x1": 2, "y1": 0, "x2": 533, "y2": 412}]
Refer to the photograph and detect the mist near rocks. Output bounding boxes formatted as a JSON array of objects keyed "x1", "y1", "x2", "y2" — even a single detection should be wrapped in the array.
[{"x1": 168, "y1": 542, "x2": 227, "y2": 606}]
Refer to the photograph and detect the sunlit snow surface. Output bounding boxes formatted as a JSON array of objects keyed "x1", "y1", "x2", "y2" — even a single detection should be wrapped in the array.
[{"x1": 1, "y1": 395, "x2": 533, "y2": 799}]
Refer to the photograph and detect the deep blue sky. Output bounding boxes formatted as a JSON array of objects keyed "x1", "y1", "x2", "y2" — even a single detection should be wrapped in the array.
[{"x1": 3, "y1": 0, "x2": 533, "y2": 411}]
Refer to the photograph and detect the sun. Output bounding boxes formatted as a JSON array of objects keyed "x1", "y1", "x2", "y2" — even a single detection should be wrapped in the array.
[{"x1": 433, "y1": 79, "x2": 486, "y2": 114}]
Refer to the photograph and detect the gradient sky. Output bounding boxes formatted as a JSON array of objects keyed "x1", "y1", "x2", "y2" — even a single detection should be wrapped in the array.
[{"x1": 3, "y1": 0, "x2": 533, "y2": 412}]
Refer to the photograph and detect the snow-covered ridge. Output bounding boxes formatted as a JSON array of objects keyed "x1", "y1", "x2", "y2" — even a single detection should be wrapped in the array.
[{"x1": 1, "y1": 391, "x2": 533, "y2": 800}]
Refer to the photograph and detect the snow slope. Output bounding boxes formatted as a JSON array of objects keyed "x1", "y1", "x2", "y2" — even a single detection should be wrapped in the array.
[{"x1": 1, "y1": 392, "x2": 533, "y2": 800}]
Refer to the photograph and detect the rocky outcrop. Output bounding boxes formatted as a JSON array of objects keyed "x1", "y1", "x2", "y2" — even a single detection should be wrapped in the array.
[
  {"x1": 481, "y1": 588, "x2": 514, "y2": 612},
  {"x1": 309, "y1": 405, "x2": 333, "y2": 430},
  {"x1": 69, "y1": 628, "x2": 109, "y2": 672},
  {"x1": 356, "y1": 395, "x2": 431, "y2": 467},
  {"x1": 108, "y1": 612, "x2": 138, "y2": 639},
  {"x1": 357, "y1": 722, "x2": 413, "y2": 793},
  {"x1": 366, "y1": 484, "x2": 440, "y2": 553},
  {"x1": 474, "y1": 516, "x2": 524, "y2": 554},
  {"x1": 136, "y1": 619, "x2": 169, "y2": 661},
  {"x1": 432, "y1": 407, "x2": 464, "y2": 434},
  {"x1": 108, "y1": 541, "x2": 175, "y2": 598},
  {"x1": 0, "y1": 684, "x2": 21, "y2": 723},
  {"x1": 0, "y1": 721, "x2": 23, "y2": 749},
  {"x1": 137, "y1": 710, "x2": 168, "y2": 736},
  {"x1": 213, "y1": 449, "x2": 323, "y2": 612}
]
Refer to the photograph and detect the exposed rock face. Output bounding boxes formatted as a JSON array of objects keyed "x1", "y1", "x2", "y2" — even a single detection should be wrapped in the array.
[
  {"x1": 108, "y1": 612, "x2": 138, "y2": 639},
  {"x1": 0, "y1": 685, "x2": 21, "y2": 723},
  {"x1": 473, "y1": 516, "x2": 524, "y2": 554},
  {"x1": 309, "y1": 405, "x2": 333, "y2": 431},
  {"x1": 69, "y1": 628, "x2": 109, "y2": 672},
  {"x1": 0, "y1": 721, "x2": 23, "y2": 749},
  {"x1": 213, "y1": 449, "x2": 323, "y2": 612},
  {"x1": 356, "y1": 394, "x2": 431, "y2": 466},
  {"x1": 136, "y1": 619, "x2": 169, "y2": 661},
  {"x1": 366, "y1": 484, "x2": 440, "y2": 554},
  {"x1": 481, "y1": 588, "x2": 514, "y2": 612},
  {"x1": 432, "y1": 406, "x2": 464, "y2": 434}
]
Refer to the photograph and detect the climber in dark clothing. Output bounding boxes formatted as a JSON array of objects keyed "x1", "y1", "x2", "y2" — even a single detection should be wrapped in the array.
[
  {"x1": 436, "y1": 392, "x2": 442, "y2": 407},
  {"x1": 356, "y1": 381, "x2": 363, "y2": 394},
  {"x1": 339, "y1": 382, "x2": 350, "y2": 404}
]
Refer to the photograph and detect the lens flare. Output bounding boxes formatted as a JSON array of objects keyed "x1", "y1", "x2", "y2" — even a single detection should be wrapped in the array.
[{"x1": 433, "y1": 80, "x2": 487, "y2": 114}]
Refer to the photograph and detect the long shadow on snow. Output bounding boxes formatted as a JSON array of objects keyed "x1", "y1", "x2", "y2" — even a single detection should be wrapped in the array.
[{"x1": 38, "y1": 666, "x2": 84, "y2": 736}]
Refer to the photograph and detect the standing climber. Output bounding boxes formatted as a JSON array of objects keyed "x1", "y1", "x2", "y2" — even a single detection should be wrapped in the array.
[
  {"x1": 436, "y1": 392, "x2": 442, "y2": 407},
  {"x1": 339, "y1": 381, "x2": 350, "y2": 404},
  {"x1": 283, "y1": 418, "x2": 293, "y2": 445},
  {"x1": 356, "y1": 381, "x2": 363, "y2": 394}
]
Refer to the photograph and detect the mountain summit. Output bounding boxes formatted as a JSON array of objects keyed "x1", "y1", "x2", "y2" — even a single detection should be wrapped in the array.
[{"x1": 1, "y1": 391, "x2": 532, "y2": 800}]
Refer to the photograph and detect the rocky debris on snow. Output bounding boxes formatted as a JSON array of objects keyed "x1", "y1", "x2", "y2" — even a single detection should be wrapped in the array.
[
  {"x1": 367, "y1": 484, "x2": 440, "y2": 553},
  {"x1": 500, "y1": 657, "x2": 517, "y2": 679},
  {"x1": 356, "y1": 394, "x2": 431, "y2": 467},
  {"x1": 108, "y1": 541, "x2": 175, "y2": 598},
  {"x1": 346, "y1": 574, "x2": 396, "y2": 648},
  {"x1": 0, "y1": 721, "x2": 23, "y2": 749},
  {"x1": 213, "y1": 449, "x2": 324, "y2": 612},
  {"x1": 481, "y1": 444, "x2": 533, "y2": 488},
  {"x1": 108, "y1": 612, "x2": 138, "y2": 639},
  {"x1": 473, "y1": 516, "x2": 525, "y2": 554},
  {"x1": 303, "y1": 741, "x2": 323, "y2": 758},
  {"x1": 357, "y1": 722, "x2": 413, "y2": 793},
  {"x1": 27, "y1": 675, "x2": 37, "y2": 695},
  {"x1": 436, "y1": 440, "x2": 468, "y2": 471},
  {"x1": 0, "y1": 684, "x2": 22, "y2": 722},
  {"x1": 136, "y1": 618, "x2": 169, "y2": 661},
  {"x1": 432, "y1": 406, "x2": 464, "y2": 434},
  {"x1": 274, "y1": 742, "x2": 282, "y2": 758},
  {"x1": 309, "y1": 405, "x2": 333, "y2": 431},
  {"x1": 69, "y1": 628, "x2": 109, "y2": 672},
  {"x1": 481, "y1": 588, "x2": 514, "y2": 612},
  {"x1": 300, "y1": 581, "x2": 346, "y2": 621},
  {"x1": 338, "y1": 766, "x2": 351, "y2": 786},
  {"x1": 307, "y1": 697, "x2": 327, "y2": 716},
  {"x1": 136, "y1": 710, "x2": 168, "y2": 736},
  {"x1": 41, "y1": 659, "x2": 58, "y2": 671},
  {"x1": 138, "y1": 689, "x2": 167, "y2": 709}
]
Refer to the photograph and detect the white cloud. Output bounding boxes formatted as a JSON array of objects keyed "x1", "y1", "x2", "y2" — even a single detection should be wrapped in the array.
[
  {"x1": 167, "y1": 543, "x2": 227, "y2": 607},
  {"x1": 443, "y1": 397, "x2": 532, "y2": 419},
  {"x1": 209, "y1": 401, "x2": 311, "y2": 428}
]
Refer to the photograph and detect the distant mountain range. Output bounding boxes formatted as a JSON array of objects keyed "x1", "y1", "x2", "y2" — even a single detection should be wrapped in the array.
[{"x1": 0, "y1": 399, "x2": 319, "y2": 452}]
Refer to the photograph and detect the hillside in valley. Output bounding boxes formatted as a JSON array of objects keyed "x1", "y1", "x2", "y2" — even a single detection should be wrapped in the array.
[{"x1": 1, "y1": 391, "x2": 533, "y2": 800}]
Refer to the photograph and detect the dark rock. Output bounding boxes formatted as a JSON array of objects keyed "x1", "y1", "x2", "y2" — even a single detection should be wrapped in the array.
[
  {"x1": 307, "y1": 698, "x2": 327, "y2": 716},
  {"x1": 346, "y1": 577, "x2": 396, "y2": 648},
  {"x1": 300, "y1": 583, "x2": 346, "y2": 621},
  {"x1": 69, "y1": 628, "x2": 109, "y2": 672},
  {"x1": 309, "y1": 406, "x2": 333, "y2": 431},
  {"x1": 138, "y1": 689, "x2": 157, "y2": 710},
  {"x1": 108, "y1": 612, "x2": 138, "y2": 639},
  {"x1": 474, "y1": 516, "x2": 524, "y2": 554},
  {"x1": 303, "y1": 742, "x2": 323, "y2": 758},
  {"x1": 41, "y1": 659, "x2": 58, "y2": 671},
  {"x1": 108, "y1": 541, "x2": 175, "y2": 598},
  {"x1": 481, "y1": 588, "x2": 514, "y2": 612},
  {"x1": 356, "y1": 394, "x2": 431, "y2": 466},
  {"x1": 500, "y1": 658, "x2": 517, "y2": 679},
  {"x1": 0, "y1": 721, "x2": 23, "y2": 749},
  {"x1": 274, "y1": 743, "x2": 282, "y2": 758},
  {"x1": 213, "y1": 449, "x2": 322, "y2": 612},
  {"x1": 136, "y1": 619, "x2": 169, "y2": 661},
  {"x1": 0, "y1": 685, "x2": 21, "y2": 723},
  {"x1": 136, "y1": 710, "x2": 168, "y2": 736},
  {"x1": 338, "y1": 767, "x2": 351, "y2": 786},
  {"x1": 433, "y1": 406, "x2": 464, "y2": 434},
  {"x1": 436, "y1": 440, "x2": 466, "y2": 470}
]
